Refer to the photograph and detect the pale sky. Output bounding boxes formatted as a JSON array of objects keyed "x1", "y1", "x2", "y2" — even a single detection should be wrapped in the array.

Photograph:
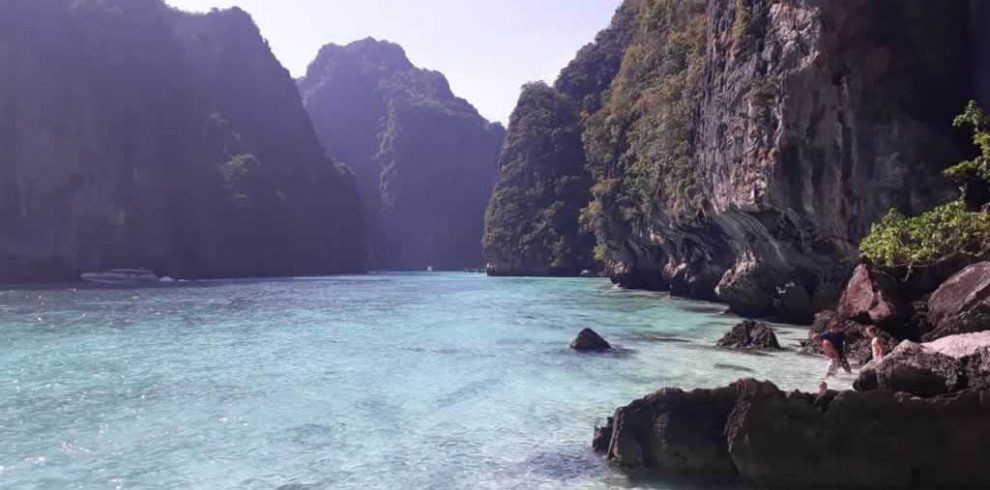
[{"x1": 164, "y1": 0, "x2": 623, "y2": 123}]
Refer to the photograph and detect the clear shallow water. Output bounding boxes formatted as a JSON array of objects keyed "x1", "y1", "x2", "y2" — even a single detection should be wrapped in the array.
[{"x1": 0, "y1": 273, "x2": 852, "y2": 489}]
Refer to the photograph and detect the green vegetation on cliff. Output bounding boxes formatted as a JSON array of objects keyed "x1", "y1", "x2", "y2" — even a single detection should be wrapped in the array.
[
  {"x1": 861, "y1": 102, "x2": 990, "y2": 268},
  {"x1": 483, "y1": 83, "x2": 595, "y2": 275},
  {"x1": 583, "y1": 0, "x2": 708, "y2": 244},
  {"x1": 482, "y1": 0, "x2": 642, "y2": 275}
]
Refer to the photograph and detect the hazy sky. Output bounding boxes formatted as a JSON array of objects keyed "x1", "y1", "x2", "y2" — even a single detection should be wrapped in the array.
[{"x1": 163, "y1": 0, "x2": 623, "y2": 123}]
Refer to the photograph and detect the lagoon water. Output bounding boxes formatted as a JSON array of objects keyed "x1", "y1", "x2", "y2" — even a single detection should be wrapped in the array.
[{"x1": 0, "y1": 273, "x2": 851, "y2": 489}]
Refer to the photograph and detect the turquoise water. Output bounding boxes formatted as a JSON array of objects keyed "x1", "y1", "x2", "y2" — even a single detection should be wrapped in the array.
[{"x1": 0, "y1": 273, "x2": 850, "y2": 489}]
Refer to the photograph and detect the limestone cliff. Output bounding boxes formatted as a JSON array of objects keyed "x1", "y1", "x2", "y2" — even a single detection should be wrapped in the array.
[
  {"x1": 0, "y1": 0, "x2": 367, "y2": 282},
  {"x1": 486, "y1": 0, "x2": 982, "y2": 322},
  {"x1": 483, "y1": 0, "x2": 641, "y2": 276},
  {"x1": 298, "y1": 39, "x2": 504, "y2": 270}
]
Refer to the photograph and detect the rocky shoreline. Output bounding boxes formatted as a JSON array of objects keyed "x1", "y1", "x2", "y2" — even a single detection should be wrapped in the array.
[
  {"x1": 592, "y1": 261, "x2": 990, "y2": 488},
  {"x1": 595, "y1": 377, "x2": 990, "y2": 488}
]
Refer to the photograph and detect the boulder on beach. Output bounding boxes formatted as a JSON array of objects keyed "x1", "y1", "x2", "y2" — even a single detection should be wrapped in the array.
[
  {"x1": 856, "y1": 332, "x2": 990, "y2": 394},
  {"x1": 570, "y1": 328, "x2": 612, "y2": 352},
  {"x1": 717, "y1": 320, "x2": 780, "y2": 350},
  {"x1": 836, "y1": 264, "x2": 910, "y2": 329},
  {"x1": 596, "y1": 378, "x2": 990, "y2": 488},
  {"x1": 925, "y1": 262, "x2": 990, "y2": 341},
  {"x1": 853, "y1": 341, "x2": 965, "y2": 396}
]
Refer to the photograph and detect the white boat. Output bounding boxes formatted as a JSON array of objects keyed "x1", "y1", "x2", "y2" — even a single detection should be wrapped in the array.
[{"x1": 81, "y1": 268, "x2": 160, "y2": 285}]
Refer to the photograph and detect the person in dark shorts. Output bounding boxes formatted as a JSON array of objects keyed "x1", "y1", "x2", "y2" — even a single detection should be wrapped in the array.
[{"x1": 815, "y1": 322, "x2": 852, "y2": 378}]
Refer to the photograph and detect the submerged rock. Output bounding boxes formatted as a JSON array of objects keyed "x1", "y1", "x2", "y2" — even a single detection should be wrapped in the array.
[
  {"x1": 596, "y1": 378, "x2": 990, "y2": 488},
  {"x1": 717, "y1": 321, "x2": 780, "y2": 350},
  {"x1": 570, "y1": 328, "x2": 612, "y2": 352},
  {"x1": 925, "y1": 262, "x2": 990, "y2": 341}
]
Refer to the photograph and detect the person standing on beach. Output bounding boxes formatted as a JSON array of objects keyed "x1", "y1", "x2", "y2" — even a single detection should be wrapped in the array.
[
  {"x1": 815, "y1": 323, "x2": 851, "y2": 378},
  {"x1": 866, "y1": 326, "x2": 886, "y2": 362}
]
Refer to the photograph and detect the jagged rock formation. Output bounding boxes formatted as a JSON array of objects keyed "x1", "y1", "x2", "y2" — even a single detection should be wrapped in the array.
[
  {"x1": 596, "y1": 378, "x2": 990, "y2": 488},
  {"x1": 298, "y1": 39, "x2": 504, "y2": 270},
  {"x1": 0, "y1": 0, "x2": 366, "y2": 282},
  {"x1": 485, "y1": 0, "x2": 987, "y2": 321}
]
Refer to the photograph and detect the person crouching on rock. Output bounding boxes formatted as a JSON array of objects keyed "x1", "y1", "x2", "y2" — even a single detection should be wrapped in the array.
[
  {"x1": 814, "y1": 322, "x2": 851, "y2": 378},
  {"x1": 866, "y1": 326, "x2": 886, "y2": 362}
]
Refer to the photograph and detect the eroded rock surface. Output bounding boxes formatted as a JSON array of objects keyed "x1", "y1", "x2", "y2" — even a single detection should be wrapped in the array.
[
  {"x1": 597, "y1": 378, "x2": 990, "y2": 488},
  {"x1": 925, "y1": 262, "x2": 990, "y2": 341}
]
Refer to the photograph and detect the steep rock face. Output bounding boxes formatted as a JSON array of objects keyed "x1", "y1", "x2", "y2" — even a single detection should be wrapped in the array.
[
  {"x1": 488, "y1": 0, "x2": 979, "y2": 319},
  {"x1": 483, "y1": 1, "x2": 641, "y2": 276},
  {"x1": 0, "y1": 0, "x2": 366, "y2": 282},
  {"x1": 587, "y1": 0, "x2": 969, "y2": 320},
  {"x1": 298, "y1": 39, "x2": 504, "y2": 270}
]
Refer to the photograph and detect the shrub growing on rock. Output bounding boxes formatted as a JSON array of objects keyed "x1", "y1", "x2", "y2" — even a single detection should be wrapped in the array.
[{"x1": 860, "y1": 102, "x2": 990, "y2": 268}]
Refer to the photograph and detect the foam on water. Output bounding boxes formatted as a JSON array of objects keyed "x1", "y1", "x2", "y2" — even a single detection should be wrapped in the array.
[{"x1": 0, "y1": 273, "x2": 853, "y2": 489}]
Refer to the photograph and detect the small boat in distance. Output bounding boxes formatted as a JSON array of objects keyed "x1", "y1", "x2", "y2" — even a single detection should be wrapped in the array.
[{"x1": 81, "y1": 268, "x2": 160, "y2": 285}]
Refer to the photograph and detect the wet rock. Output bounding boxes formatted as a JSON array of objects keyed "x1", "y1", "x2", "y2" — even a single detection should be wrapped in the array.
[
  {"x1": 592, "y1": 417, "x2": 613, "y2": 453},
  {"x1": 597, "y1": 379, "x2": 990, "y2": 488},
  {"x1": 925, "y1": 262, "x2": 990, "y2": 341},
  {"x1": 836, "y1": 265, "x2": 910, "y2": 330},
  {"x1": 570, "y1": 328, "x2": 612, "y2": 352},
  {"x1": 854, "y1": 341, "x2": 965, "y2": 397},
  {"x1": 717, "y1": 321, "x2": 781, "y2": 350},
  {"x1": 605, "y1": 385, "x2": 740, "y2": 477}
]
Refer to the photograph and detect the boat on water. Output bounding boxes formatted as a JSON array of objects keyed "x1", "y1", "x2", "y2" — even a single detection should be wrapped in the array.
[{"x1": 81, "y1": 268, "x2": 161, "y2": 285}]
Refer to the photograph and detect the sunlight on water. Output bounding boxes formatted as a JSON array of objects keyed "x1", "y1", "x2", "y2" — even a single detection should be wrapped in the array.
[{"x1": 0, "y1": 273, "x2": 851, "y2": 489}]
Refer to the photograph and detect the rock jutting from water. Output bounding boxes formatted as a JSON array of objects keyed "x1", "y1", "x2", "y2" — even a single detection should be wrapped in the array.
[
  {"x1": 716, "y1": 320, "x2": 780, "y2": 350},
  {"x1": 570, "y1": 328, "x2": 612, "y2": 352},
  {"x1": 594, "y1": 378, "x2": 990, "y2": 488}
]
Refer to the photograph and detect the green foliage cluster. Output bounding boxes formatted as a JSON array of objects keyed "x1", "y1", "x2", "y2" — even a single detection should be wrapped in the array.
[
  {"x1": 946, "y1": 100, "x2": 990, "y2": 184},
  {"x1": 859, "y1": 201, "x2": 990, "y2": 267},
  {"x1": 218, "y1": 154, "x2": 263, "y2": 208},
  {"x1": 861, "y1": 102, "x2": 990, "y2": 268}
]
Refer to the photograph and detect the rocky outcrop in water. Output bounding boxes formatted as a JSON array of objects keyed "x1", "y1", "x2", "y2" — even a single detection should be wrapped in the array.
[
  {"x1": 717, "y1": 320, "x2": 780, "y2": 350},
  {"x1": 298, "y1": 39, "x2": 504, "y2": 270},
  {"x1": 485, "y1": 0, "x2": 988, "y2": 320},
  {"x1": 0, "y1": 0, "x2": 366, "y2": 282},
  {"x1": 570, "y1": 328, "x2": 612, "y2": 352},
  {"x1": 596, "y1": 378, "x2": 990, "y2": 488}
]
